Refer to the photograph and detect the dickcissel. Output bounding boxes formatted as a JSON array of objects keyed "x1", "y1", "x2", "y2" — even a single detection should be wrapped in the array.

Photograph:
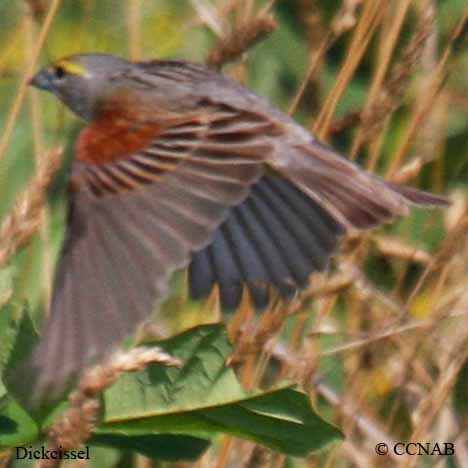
[{"x1": 18, "y1": 53, "x2": 447, "y2": 405}]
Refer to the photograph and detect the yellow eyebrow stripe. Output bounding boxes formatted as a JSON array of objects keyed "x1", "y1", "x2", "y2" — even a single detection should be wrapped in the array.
[{"x1": 56, "y1": 59, "x2": 90, "y2": 77}]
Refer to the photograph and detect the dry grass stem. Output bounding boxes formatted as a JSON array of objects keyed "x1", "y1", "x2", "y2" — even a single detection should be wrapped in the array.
[
  {"x1": 207, "y1": 13, "x2": 276, "y2": 68},
  {"x1": 288, "y1": 33, "x2": 333, "y2": 116},
  {"x1": 390, "y1": 158, "x2": 426, "y2": 184},
  {"x1": 407, "y1": 209, "x2": 468, "y2": 307},
  {"x1": 329, "y1": 109, "x2": 361, "y2": 135},
  {"x1": 190, "y1": 0, "x2": 225, "y2": 37},
  {"x1": 387, "y1": 7, "x2": 468, "y2": 176},
  {"x1": 40, "y1": 347, "x2": 181, "y2": 468},
  {"x1": 397, "y1": 338, "x2": 468, "y2": 468},
  {"x1": 0, "y1": 147, "x2": 62, "y2": 268},
  {"x1": 0, "y1": 0, "x2": 61, "y2": 163},
  {"x1": 319, "y1": 309, "x2": 467, "y2": 358},
  {"x1": 314, "y1": 0, "x2": 385, "y2": 139},
  {"x1": 26, "y1": 11, "x2": 53, "y2": 308},
  {"x1": 352, "y1": 4, "x2": 434, "y2": 162},
  {"x1": 228, "y1": 301, "x2": 290, "y2": 366},
  {"x1": 314, "y1": 379, "x2": 400, "y2": 462},
  {"x1": 286, "y1": 0, "x2": 362, "y2": 115},
  {"x1": 126, "y1": 0, "x2": 142, "y2": 61},
  {"x1": 373, "y1": 235, "x2": 431, "y2": 264},
  {"x1": 331, "y1": 0, "x2": 362, "y2": 36}
]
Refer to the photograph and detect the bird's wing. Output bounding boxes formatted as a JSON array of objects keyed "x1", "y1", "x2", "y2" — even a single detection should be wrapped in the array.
[
  {"x1": 127, "y1": 61, "x2": 448, "y2": 310},
  {"x1": 187, "y1": 132, "x2": 448, "y2": 311},
  {"x1": 18, "y1": 103, "x2": 280, "y2": 405},
  {"x1": 189, "y1": 174, "x2": 345, "y2": 310},
  {"x1": 15, "y1": 92, "x2": 448, "y2": 407}
]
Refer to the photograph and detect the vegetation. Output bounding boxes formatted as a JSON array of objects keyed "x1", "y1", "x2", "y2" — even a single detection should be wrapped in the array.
[{"x1": 0, "y1": 1, "x2": 467, "y2": 467}]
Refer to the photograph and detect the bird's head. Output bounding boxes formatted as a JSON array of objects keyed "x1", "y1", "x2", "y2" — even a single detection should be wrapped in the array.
[{"x1": 30, "y1": 53, "x2": 132, "y2": 121}]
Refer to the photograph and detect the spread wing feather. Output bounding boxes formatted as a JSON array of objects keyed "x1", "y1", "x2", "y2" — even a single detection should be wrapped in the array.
[
  {"x1": 187, "y1": 135, "x2": 447, "y2": 310},
  {"x1": 189, "y1": 175, "x2": 345, "y2": 309},
  {"x1": 14, "y1": 105, "x2": 267, "y2": 406},
  {"x1": 14, "y1": 75, "x2": 448, "y2": 406}
]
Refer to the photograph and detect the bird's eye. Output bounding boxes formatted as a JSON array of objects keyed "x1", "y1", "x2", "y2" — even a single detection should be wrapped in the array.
[{"x1": 54, "y1": 66, "x2": 66, "y2": 79}]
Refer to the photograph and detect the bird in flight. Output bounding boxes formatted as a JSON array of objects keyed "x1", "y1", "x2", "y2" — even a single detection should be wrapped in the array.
[{"x1": 18, "y1": 53, "x2": 447, "y2": 405}]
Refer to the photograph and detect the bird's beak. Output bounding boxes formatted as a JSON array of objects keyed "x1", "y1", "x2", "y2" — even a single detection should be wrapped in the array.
[{"x1": 29, "y1": 69, "x2": 54, "y2": 92}]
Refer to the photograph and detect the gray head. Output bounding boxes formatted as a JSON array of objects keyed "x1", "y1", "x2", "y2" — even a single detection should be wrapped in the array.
[{"x1": 29, "y1": 53, "x2": 132, "y2": 120}]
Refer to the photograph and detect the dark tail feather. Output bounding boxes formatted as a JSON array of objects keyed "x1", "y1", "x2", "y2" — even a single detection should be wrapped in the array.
[{"x1": 386, "y1": 182, "x2": 450, "y2": 207}]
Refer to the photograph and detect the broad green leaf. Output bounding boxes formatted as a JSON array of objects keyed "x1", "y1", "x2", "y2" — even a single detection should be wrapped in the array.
[
  {"x1": 1, "y1": 305, "x2": 38, "y2": 378},
  {"x1": 97, "y1": 325, "x2": 342, "y2": 459},
  {"x1": 97, "y1": 388, "x2": 341, "y2": 458},
  {"x1": 0, "y1": 398, "x2": 39, "y2": 449},
  {"x1": 0, "y1": 304, "x2": 40, "y2": 448},
  {"x1": 102, "y1": 324, "x2": 245, "y2": 420},
  {"x1": 0, "y1": 302, "x2": 50, "y2": 426},
  {"x1": 92, "y1": 434, "x2": 210, "y2": 461},
  {"x1": 0, "y1": 300, "x2": 37, "y2": 400}
]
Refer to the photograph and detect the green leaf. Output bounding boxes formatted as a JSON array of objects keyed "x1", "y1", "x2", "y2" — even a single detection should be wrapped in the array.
[
  {"x1": 1, "y1": 305, "x2": 38, "y2": 378},
  {"x1": 0, "y1": 398, "x2": 39, "y2": 449},
  {"x1": 102, "y1": 324, "x2": 245, "y2": 420},
  {"x1": 0, "y1": 299, "x2": 38, "y2": 401},
  {"x1": 96, "y1": 325, "x2": 342, "y2": 460},
  {"x1": 201, "y1": 388, "x2": 341, "y2": 456},
  {"x1": 0, "y1": 303, "x2": 40, "y2": 449},
  {"x1": 91, "y1": 434, "x2": 210, "y2": 462},
  {"x1": 0, "y1": 301, "x2": 22, "y2": 376},
  {"x1": 1, "y1": 303, "x2": 39, "y2": 408}
]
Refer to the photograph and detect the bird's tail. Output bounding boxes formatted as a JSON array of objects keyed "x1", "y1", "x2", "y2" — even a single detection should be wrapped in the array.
[{"x1": 278, "y1": 140, "x2": 448, "y2": 230}]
